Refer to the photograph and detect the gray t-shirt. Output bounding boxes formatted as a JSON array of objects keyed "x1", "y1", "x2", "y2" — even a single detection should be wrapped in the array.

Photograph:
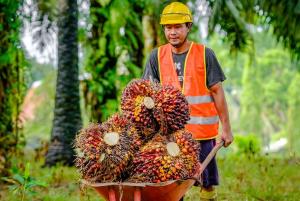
[{"x1": 142, "y1": 47, "x2": 226, "y2": 88}]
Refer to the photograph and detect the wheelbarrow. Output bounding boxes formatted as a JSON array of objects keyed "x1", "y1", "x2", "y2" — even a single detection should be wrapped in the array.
[{"x1": 82, "y1": 141, "x2": 224, "y2": 201}]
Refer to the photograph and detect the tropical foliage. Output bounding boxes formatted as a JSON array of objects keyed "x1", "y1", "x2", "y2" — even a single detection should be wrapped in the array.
[
  {"x1": 0, "y1": 0, "x2": 26, "y2": 176},
  {"x1": 82, "y1": 0, "x2": 153, "y2": 122},
  {"x1": 208, "y1": 0, "x2": 300, "y2": 60}
]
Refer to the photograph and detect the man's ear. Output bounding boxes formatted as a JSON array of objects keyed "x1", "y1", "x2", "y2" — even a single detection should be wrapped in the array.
[{"x1": 186, "y1": 22, "x2": 193, "y2": 30}]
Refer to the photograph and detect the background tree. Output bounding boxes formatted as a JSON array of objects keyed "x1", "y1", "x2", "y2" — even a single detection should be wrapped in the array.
[
  {"x1": 208, "y1": 0, "x2": 300, "y2": 59},
  {"x1": 82, "y1": 0, "x2": 145, "y2": 122},
  {"x1": 141, "y1": 0, "x2": 167, "y2": 59},
  {"x1": 45, "y1": 0, "x2": 82, "y2": 166},
  {"x1": 0, "y1": 0, "x2": 26, "y2": 176},
  {"x1": 287, "y1": 74, "x2": 300, "y2": 155},
  {"x1": 207, "y1": 0, "x2": 300, "y2": 147}
]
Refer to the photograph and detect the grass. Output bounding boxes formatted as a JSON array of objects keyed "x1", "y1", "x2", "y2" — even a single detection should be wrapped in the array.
[
  {"x1": 185, "y1": 154, "x2": 300, "y2": 201},
  {"x1": 1, "y1": 152, "x2": 299, "y2": 201},
  {"x1": 0, "y1": 154, "x2": 101, "y2": 201}
]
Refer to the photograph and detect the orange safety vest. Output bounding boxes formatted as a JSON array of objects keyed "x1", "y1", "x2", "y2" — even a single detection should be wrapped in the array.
[{"x1": 158, "y1": 42, "x2": 219, "y2": 140}]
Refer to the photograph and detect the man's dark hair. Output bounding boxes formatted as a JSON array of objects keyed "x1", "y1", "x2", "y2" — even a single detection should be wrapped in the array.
[
  {"x1": 186, "y1": 22, "x2": 192, "y2": 29},
  {"x1": 162, "y1": 22, "x2": 193, "y2": 29}
]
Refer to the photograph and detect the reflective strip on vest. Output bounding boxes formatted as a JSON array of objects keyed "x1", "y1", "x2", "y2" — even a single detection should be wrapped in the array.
[
  {"x1": 185, "y1": 95, "x2": 213, "y2": 104},
  {"x1": 188, "y1": 115, "x2": 219, "y2": 125}
]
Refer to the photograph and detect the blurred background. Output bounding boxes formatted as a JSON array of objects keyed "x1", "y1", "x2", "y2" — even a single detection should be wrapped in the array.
[{"x1": 0, "y1": 0, "x2": 299, "y2": 200}]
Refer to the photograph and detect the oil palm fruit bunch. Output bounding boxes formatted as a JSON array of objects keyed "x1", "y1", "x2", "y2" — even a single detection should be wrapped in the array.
[
  {"x1": 153, "y1": 85, "x2": 190, "y2": 135},
  {"x1": 105, "y1": 114, "x2": 142, "y2": 150},
  {"x1": 121, "y1": 79, "x2": 190, "y2": 136},
  {"x1": 74, "y1": 115, "x2": 135, "y2": 182},
  {"x1": 128, "y1": 129, "x2": 200, "y2": 183},
  {"x1": 121, "y1": 79, "x2": 160, "y2": 139}
]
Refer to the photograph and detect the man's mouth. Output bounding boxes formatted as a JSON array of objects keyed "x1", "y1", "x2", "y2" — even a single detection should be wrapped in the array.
[{"x1": 170, "y1": 38, "x2": 179, "y2": 41}]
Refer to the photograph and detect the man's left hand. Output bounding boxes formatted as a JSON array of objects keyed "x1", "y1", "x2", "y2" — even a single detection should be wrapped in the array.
[{"x1": 221, "y1": 130, "x2": 233, "y2": 147}]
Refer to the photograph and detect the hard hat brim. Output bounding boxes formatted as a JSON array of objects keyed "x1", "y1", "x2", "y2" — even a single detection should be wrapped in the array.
[{"x1": 160, "y1": 13, "x2": 193, "y2": 25}]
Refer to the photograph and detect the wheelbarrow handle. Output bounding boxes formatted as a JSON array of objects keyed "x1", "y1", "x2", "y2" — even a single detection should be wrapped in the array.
[
  {"x1": 190, "y1": 140, "x2": 224, "y2": 182},
  {"x1": 200, "y1": 140, "x2": 224, "y2": 173}
]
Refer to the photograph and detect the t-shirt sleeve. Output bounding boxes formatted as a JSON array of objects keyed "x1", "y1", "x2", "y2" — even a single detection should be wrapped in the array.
[
  {"x1": 142, "y1": 48, "x2": 160, "y2": 82},
  {"x1": 205, "y1": 47, "x2": 226, "y2": 88}
]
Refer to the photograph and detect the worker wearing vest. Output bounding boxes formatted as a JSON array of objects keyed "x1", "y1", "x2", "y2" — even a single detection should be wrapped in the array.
[{"x1": 143, "y1": 2, "x2": 233, "y2": 201}]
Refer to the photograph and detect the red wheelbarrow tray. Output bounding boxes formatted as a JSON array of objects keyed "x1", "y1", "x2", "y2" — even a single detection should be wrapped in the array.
[{"x1": 82, "y1": 141, "x2": 224, "y2": 201}]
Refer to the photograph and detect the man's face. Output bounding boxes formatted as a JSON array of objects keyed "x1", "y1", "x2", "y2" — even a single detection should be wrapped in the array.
[{"x1": 163, "y1": 23, "x2": 190, "y2": 48}]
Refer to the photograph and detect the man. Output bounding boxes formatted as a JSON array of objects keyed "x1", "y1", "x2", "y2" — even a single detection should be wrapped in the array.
[{"x1": 142, "y1": 2, "x2": 233, "y2": 201}]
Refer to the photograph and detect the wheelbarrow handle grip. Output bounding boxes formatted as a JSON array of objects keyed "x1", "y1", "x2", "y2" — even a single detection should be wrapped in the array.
[{"x1": 200, "y1": 140, "x2": 224, "y2": 174}]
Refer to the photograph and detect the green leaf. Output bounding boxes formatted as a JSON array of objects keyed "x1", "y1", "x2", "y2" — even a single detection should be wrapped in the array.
[
  {"x1": 27, "y1": 189, "x2": 38, "y2": 195},
  {"x1": 8, "y1": 185, "x2": 19, "y2": 194},
  {"x1": 27, "y1": 180, "x2": 48, "y2": 188},
  {"x1": 12, "y1": 174, "x2": 25, "y2": 184},
  {"x1": 97, "y1": 0, "x2": 111, "y2": 7},
  {"x1": 1, "y1": 177, "x2": 17, "y2": 184},
  {"x1": 0, "y1": 51, "x2": 12, "y2": 65},
  {"x1": 126, "y1": 30, "x2": 139, "y2": 49},
  {"x1": 24, "y1": 163, "x2": 30, "y2": 180}
]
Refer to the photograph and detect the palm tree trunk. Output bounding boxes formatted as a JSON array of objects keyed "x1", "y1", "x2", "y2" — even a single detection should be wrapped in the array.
[{"x1": 45, "y1": 0, "x2": 82, "y2": 166}]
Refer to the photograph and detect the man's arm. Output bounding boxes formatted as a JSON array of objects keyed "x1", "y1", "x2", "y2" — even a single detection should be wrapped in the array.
[
  {"x1": 142, "y1": 48, "x2": 160, "y2": 82},
  {"x1": 210, "y1": 82, "x2": 233, "y2": 147}
]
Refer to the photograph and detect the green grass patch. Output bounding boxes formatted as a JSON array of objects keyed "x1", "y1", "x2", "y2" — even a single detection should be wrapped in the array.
[{"x1": 1, "y1": 152, "x2": 299, "y2": 201}]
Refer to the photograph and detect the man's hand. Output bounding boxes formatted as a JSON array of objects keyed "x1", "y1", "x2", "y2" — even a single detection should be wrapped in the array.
[{"x1": 221, "y1": 130, "x2": 233, "y2": 147}]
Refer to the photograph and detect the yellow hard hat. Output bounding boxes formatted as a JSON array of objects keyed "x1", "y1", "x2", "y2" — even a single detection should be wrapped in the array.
[{"x1": 160, "y1": 2, "x2": 193, "y2": 25}]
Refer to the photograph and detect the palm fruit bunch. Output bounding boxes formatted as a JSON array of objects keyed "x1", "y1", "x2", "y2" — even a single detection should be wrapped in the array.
[
  {"x1": 74, "y1": 114, "x2": 136, "y2": 182},
  {"x1": 128, "y1": 129, "x2": 200, "y2": 183},
  {"x1": 153, "y1": 85, "x2": 190, "y2": 135},
  {"x1": 121, "y1": 79, "x2": 160, "y2": 139},
  {"x1": 121, "y1": 79, "x2": 190, "y2": 136}
]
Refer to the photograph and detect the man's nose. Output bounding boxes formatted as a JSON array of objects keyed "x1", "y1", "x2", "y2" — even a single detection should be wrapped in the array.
[{"x1": 170, "y1": 28, "x2": 177, "y2": 35}]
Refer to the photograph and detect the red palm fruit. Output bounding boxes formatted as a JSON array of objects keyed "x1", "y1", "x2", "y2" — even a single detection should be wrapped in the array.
[
  {"x1": 121, "y1": 79, "x2": 160, "y2": 138},
  {"x1": 128, "y1": 130, "x2": 200, "y2": 183},
  {"x1": 153, "y1": 85, "x2": 190, "y2": 135},
  {"x1": 105, "y1": 113, "x2": 142, "y2": 150},
  {"x1": 74, "y1": 118, "x2": 135, "y2": 183}
]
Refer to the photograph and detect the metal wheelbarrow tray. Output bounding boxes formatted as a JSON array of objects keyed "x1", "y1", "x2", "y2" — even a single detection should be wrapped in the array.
[{"x1": 82, "y1": 141, "x2": 224, "y2": 201}]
